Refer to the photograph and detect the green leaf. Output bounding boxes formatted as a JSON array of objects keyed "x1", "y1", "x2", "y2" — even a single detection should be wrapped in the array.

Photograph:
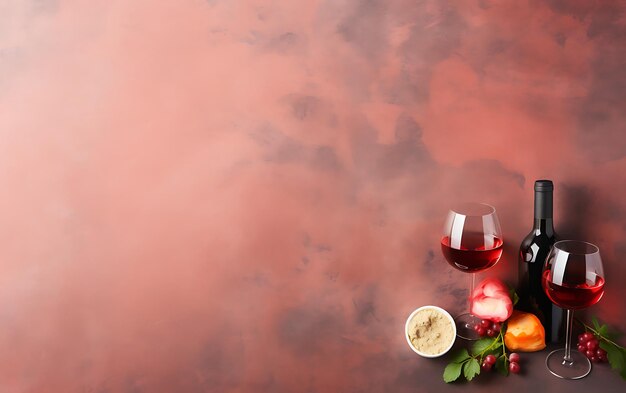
[
  {"x1": 449, "y1": 349, "x2": 470, "y2": 363},
  {"x1": 592, "y1": 316, "x2": 601, "y2": 331},
  {"x1": 471, "y1": 337, "x2": 501, "y2": 355},
  {"x1": 495, "y1": 354, "x2": 509, "y2": 376},
  {"x1": 471, "y1": 338, "x2": 493, "y2": 355},
  {"x1": 601, "y1": 341, "x2": 626, "y2": 379},
  {"x1": 598, "y1": 324, "x2": 610, "y2": 337},
  {"x1": 443, "y1": 362, "x2": 464, "y2": 383},
  {"x1": 509, "y1": 287, "x2": 519, "y2": 306},
  {"x1": 463, "y1": 359, "x2": 481, "y2": 381},
  {"x1": 589, "y1": 316, "x2": 621, "y2": 340},
  {"x1": 585, "y1": 317, "x2": 626, "y2": 380}
]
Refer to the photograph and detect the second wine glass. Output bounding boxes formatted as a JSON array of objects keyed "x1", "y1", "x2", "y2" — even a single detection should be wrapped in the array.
[
  {"x1": 441, "y1": 203, "x2": 504, "y2": 340},
  {"x1": 542, "y1": 240, "x2": 605, "y2": 380}
]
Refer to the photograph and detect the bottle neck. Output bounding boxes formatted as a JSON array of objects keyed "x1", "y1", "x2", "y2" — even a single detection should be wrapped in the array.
[
  {"x1": 534, "y1": 191, "x2": 553, "y2": 217},
  {"x1": 533, "y1": 218, "x2": 555, "y2": 235},
  {"x1": 533, "y1": 190, "x2": 554, "y2": 235}
]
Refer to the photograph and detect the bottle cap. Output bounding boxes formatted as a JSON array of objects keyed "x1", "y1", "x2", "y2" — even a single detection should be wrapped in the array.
[{"x1": 534, "y1": 180, "x2": 553, "y2": 192}]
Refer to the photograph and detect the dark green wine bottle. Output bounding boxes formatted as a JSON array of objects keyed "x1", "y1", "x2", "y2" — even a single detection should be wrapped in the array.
[{"x1": 517, "y1": 180, "x2": 564, "y2": 343}]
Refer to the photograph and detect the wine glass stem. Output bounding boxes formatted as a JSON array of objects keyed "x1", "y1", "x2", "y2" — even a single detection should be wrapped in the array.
[
  {"x1": 563, "y1": 309, "x2": 574, "y2": 364},
  {"x1": 469, "y1": 273, "x2": 475, "y2": 313}
]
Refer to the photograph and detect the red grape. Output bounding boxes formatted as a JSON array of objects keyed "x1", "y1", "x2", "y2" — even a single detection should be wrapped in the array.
[
  {"x1": 485, "y1": 354, "x2": 497, "y2": 365},
  {"x1": 578, "y1": 334, "x2": 587, "y2": 344},
  {"x1": 591, "y1": 356, "x2": 599, "y2": 363},
  {"x1": 509, "y1": 353, "x2": 520, "y2": 363},
  {"x1": 487, "y1": 329, "x2": 497, "y2": 337},
  {"x1": 509, "y1": 362, "x2": 521, "y2": 374},
  {"x1": 481, "y1": 319, "x2": 491, "y2": 329},
  {"x1": 597, "y1": 348, "x2": 608, "y2": 362},
  {"x1": 585, "y1": 350, "x2": 595, "y2": 359},
  {"x1": 491, "y1": 322, "x2": 501, "y2": 332},
  {"x1": 586, "y1": 339, "x2": 599, "y2": 351},
  {"x1": 481, "y1": 361, "x2": 492, "y2": 372},
  {"x1": 578, "y1": 344, "x2": 587, "y2": 353},
  {"x1": 582, "y1": 332, "x2": 594, "y2": 342},
  {"x1": 477, "y1": 327, "x2": 486, "y2": 336}
]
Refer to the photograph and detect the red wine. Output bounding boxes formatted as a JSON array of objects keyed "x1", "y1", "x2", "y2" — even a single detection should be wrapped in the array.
[
  {"x1": 542, "y1": 270, "x2": 605, "y2": 310},
  {"x1": 441, "y1": 234, "x2": 503, "y2": 272},
  {"x1": 517, "y1": 180, "x2": 564, "y2": 343}
]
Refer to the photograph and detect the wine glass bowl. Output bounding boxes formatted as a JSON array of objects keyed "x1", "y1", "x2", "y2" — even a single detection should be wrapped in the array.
[
  {"x1": 542, "y1": 240, "x2": 605, "y2": 380},
  {"x1": 441, "y1": 203, "x2": 504, "y2": 340}
]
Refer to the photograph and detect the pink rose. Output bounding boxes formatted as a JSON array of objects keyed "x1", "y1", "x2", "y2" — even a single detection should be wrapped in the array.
[{"x1": 470, "y1": 278, "x2": 513, "y2": 322}]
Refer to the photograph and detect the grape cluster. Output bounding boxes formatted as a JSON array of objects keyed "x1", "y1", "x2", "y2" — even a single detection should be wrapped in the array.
[
  {"x1": 509, "y1": 353, "x2": 521, "y2": 374},
  {"x1": 473, "y1": 319, "x2": 521, "y2": 375},
  {"x1": 473, "y1": 319, "x2": 501, "y2": 338},
  {"x1": 480, "y1": 353, "x2": 521, "y2": 374},
  {"x1": 577, "y1": 332, "x2": 608, "y2": 362},
  {"x1": 481, "y1": 354, "x2": 497, "y2": 371}
]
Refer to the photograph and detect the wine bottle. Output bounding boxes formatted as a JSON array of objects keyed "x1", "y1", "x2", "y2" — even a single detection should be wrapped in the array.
[{"x1": 518, "y1": 180, "x2": 564, "y2": 343}]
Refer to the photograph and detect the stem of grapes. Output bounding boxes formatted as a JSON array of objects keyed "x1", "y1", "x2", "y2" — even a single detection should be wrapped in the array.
[
  {"x1": 475, "y1": 329, "x2": 505, "y2": 362},
  {"x1": 576, "y1": 318, "x2": 626, "y2": 350}
]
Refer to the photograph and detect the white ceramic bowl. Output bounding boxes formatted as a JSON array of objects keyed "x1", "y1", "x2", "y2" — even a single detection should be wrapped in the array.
[{"x1": 405, "y1": 305, "x2": 456, "y2": 358}]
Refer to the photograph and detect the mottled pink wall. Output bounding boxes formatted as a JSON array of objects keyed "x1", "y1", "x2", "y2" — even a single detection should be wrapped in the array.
[{"x1": 0, "y1": 0, "x2": 625, "y2": 392}]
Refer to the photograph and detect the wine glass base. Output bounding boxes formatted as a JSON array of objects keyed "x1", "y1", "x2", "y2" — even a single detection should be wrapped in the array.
[
  {"x1": 454, "y1": 313, "x2": 481, "y2": 341},
  {"x1": 546, "y1": 349, "x2": 591, "y2": 380}
]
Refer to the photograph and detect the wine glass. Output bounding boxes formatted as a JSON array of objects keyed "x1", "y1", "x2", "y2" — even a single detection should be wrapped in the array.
[
  {"x1": 441, "y1": 203, "x2": 504, "y2": 340},
  {"x1": 542, "y1": 240, "x2": 605, "y2": 380}
]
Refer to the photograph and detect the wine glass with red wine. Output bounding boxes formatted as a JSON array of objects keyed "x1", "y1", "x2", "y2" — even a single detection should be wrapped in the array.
[
  {"x1": 441, "y1": 203, "x2": 504, "y2": 340},
  {"x1": 542, "y1": 240, "x2": 605, "y2": 379}
]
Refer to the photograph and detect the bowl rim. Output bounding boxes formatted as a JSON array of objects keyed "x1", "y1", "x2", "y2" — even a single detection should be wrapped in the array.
[{"x1": 405, "y1": 305, "x2": 457, "y2": 358}]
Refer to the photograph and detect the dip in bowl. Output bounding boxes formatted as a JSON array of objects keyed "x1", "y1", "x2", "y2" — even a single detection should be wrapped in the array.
[{"x1": 405, "y1": 305, "x2": 456, "y2": 358}]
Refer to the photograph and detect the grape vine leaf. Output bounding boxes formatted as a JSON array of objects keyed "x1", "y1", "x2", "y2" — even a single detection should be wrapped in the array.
[
  {"x1": 600, "y1": 341, "x2": 626, "y2": 380},
  {"x1": 509, "y1": 287, "x2": 519, "y2": 306},
  {"x1": 592, "y1": 316, "x2": 601, "y2": 330},
  {"x1": 593, "y1": 316, "x2": 610, "y2": 337},
  {"x1": 590, "y1": 316, "x2": 621, "y2": 342},
  {"x1": 495, "y1": 354, "x2": 509, "y2": 376},
  {"x1": 463, "y1": 359, "x2": 481, "y2": 381},
  {"x1": 471, "y1": 337, "x2": 500, "y2": 355},
  {"x1": 443, "y1": 362, "x2": 464, "y2": 383},
  {"x1": 449, "y1": 349, "x2": 470, "y2": 363}
]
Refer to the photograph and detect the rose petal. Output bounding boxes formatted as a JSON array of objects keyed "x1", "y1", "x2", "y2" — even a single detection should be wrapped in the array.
[
  {"x1": 471, "y1": 296, "x2": 513, "y2": 322},
  {"x1": 469, "y1": 278, "x2": 514, "y2": 322},
  {"x1": 480, "y1": 278, "x2": 509, "y2": 298}
]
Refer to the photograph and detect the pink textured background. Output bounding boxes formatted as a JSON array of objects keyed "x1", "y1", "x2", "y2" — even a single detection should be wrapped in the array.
[{"x1": 1, "y1": 1, "x2": 625, "y2": 392}]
